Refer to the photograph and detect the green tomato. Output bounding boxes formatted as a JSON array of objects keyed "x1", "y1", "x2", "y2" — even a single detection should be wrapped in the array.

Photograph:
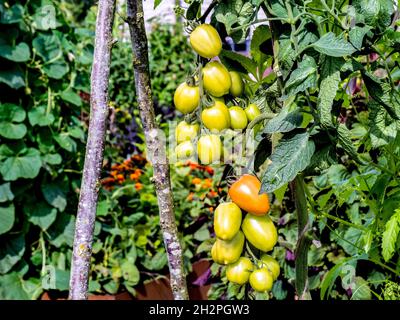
[
  {"x1": 249, "y1": 268, "x2": 274, "y2": 292},
  {"x1": 202, "y1": 61, "x2": 231, "y2": 97},
  {"x1": 197, "y1": 134, "x2": 222, "y2": 164},
  {"x1": 175, "y1": 121, "x2": 199, "y2": 144},
  {"x1": 229, "y1": 71, "x2": 244, "y2": 97},
  {"x1": 189, "y1": 24, "x2": 222, "y2": 59},
  {"x1": 174, "y1": 82, "x2": 200, "y2": 114},
  {"x1": 214, "y1": 202, "x2": 242, "y2": 240},
  {"x1": 226, "y1": 257, "x2": 254, "y2": 285},
  {"x1": 244, "y1": 103, "x2": 261, "y2": 122},
  {"x1": 241, "y1": 214, "x2": 277, "y2": 252},
  {"x1": 201, "y1": 101, "x2": 230, "y2": 132},
  {"x1": 211, "y1": 231, "x2": 244, "y2": 265},
  {"x1": 175, "y1": 141, "x2": 195, "y2": 160},
  {"x1": 229, "y1": 106, "x2": 248, "y2": 130},
  {"x1": 260, "y1": 254, "x2": 280, "y2": 280}
]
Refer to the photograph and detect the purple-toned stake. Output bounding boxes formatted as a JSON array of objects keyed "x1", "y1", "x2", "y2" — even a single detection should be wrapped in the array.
[
  {"x1": 69, "y1": 0, "x2": 116, "y2": 300},
  {"x1": 126, "y1": 0, "x2": 188, "y2": 300}
]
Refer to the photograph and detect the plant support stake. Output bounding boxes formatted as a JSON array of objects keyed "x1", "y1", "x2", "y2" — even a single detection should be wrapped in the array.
[
  {"x1": 69, "y1": 0, "x2": 116, "y2": 300},
  {"x1": 291, "y1": 175, "x2": 312, "y2": 300},
  {"x1": 126, "y1": 0, "x2": 189, "y2": 300}
]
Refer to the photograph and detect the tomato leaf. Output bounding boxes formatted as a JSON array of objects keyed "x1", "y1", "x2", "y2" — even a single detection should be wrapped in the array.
[
  {"x1": 263, "y1": 108, "x2": 303, "y2": 133},
  {"x1": 337, "y1": 123, "x2": 362, "y2": 164},
  {"x1": 312, "y1": 32, "x2": 356, "y2": 57},
  {"x1": 318, "y1": 56, "x2": 344, "y2": 128},
  {"x1": 284, "y1": 55, "x2": 317, "y2": 96},
  {"x1": 382, "y1": 209, "x2": 400, "y2": 262},
  {"x1": 219, "y1": 49, "x2": 257, "y2": 76},
  {"x1": 261, "y1": 131, "x2": 315, "y2": 193},
  {"x1": 368, "y1": 102, "x2": 398, "y2": 148}
]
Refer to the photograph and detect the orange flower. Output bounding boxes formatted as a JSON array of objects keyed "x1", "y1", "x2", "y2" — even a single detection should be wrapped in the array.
[
  {"x1": 135, "y1": 182, "x2": 143, "y2": 191},
  {"x1": 116, "y1": 174, "x2": 125, "y2": 184},
  {"x1": 111, "y1": 164, "x2": 119, "y2": 170},
  {"x1": 130, "y1": 169, "x2": 142, "y2": 181},
  {"x1": 123, "y1": 159, "x2": 131, "y2": 165},
  {"x1": 208, "y1": 207, "x2": 214, "y2": 213},
  {"x1": 110, "y1": 170, "x2": 118, "y2": 178},
  {"x1": 187, "y1": 192, "x2": 194, "y2": 201},
  {"x1": 208, "y1": 190, "x2": 218, "y2": 198},
  {"x1": 192, "y1": 177, "x2": 202, "y2": 185},
  {"x1": 205, "y1": 166, "x2": 214, "y2": 175},
  {"x1": 202, "y1": 178, "x2": 213, "y2": 189}
]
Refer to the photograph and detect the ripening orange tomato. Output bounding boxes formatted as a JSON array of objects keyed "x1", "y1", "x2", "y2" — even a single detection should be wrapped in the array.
[{"x1": 228, "y1": 174, "x2": 270, "y2": 216}]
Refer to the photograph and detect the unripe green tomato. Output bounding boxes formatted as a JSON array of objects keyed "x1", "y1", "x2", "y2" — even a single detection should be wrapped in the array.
[
  {"x1": 197, "y1": 134, "x2": 222, "y2": 164},
  {"x1": 229, "y1": 106, "x2": 248, "y2": 130},
  {"x1": 202, "y1": 61, "x2": 231, "y2": 97},
  {"x1": 189, "y1": 24, "x2": 222, "y2": 59},
  {"x1": 174, "y1": 82, "x2": 200, "y2": 114},
  {"x1": 260, "y1": 254, "x2": 280, "y2": 280},
  {"x1": 201, "y1": 101, "x2": 230, "y2": 132},
  {"x1": 249, "y1": 268, "x2": 274, "y2": 292},
  {"x1": 241, "y1": 214, "x2": 277, "y2": 252},
  {"x1": 175, "y1": 141, "x2": 195, "y2": 160},
  {"x1": 226, "y1": 257, "x2": 254, "y2": 285},
  {"x1": 214, "y1": 202, "x2": 242, "y2": 240},
  {"x1": 211, "y1": 231, "x2": 244, "y2": 265},
  {"x1": 175, "y1": 121, "x2": 199, "y2": 144},
  {"x1": 229, "y1": 71, "x2": 244, "y2": 97},
  {"x1": 245, "y1": 103, "x2": 261, "y2": 122}
]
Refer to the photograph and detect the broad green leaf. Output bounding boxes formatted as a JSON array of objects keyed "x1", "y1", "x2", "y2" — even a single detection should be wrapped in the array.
[
  {"x1": 60, "y1": 88, "x2": 82, "y2": 106},
  {"x1": 337, "y1": 123, "x2": 361, "y2": 163},
  {"x1": 0, "y1": 42, "x2": 30, "y2": 62},
  {"x1": 32, "y1": 33, "x2": 61, "y2": 61},
  {"x1": 194, "y1": 224, "x2": 211, "y2": 241},
  {"x1": 141, "y1": 251, "x2": 168, "y2": 271},
  {"x1": 0, "y1": 204, "x2": 15, "y2": 235},
  {"x1": 353, "y1": 0, "x2": 394, "y2": 31},
  {"x1": 368, "y1": 102, "x2": 398, "y2": 148},
  {"x1": 0, "y1": 103, "x2": 27, "y2": 139},
  {"x1": 0, "y1": 147, "x2": 42, "y2": 181},
  {"x1": 0, "y1": 273, "x2": 29, "y2": 299},
  {"x1": 0, "y1": 183, "x2": 14, "y2": 203},
  {"x1": 0, "y1": 234, "x2": 25, "y2": 274},
  {"x1": 41, "y1": 179, "x2": 68, "y2": 212},
  {"x1": 32, "y1": 5, "x2": 57, "y2": 30},
  {"x1": 42, "y1": 153, "x2": 62, "y2": 165},
  {"x1": 277, "y1": 38, "x2": 296, "y2": 79},
  {"x1": 263, "y1": 108, "x2": 303, "y2": 133},
  {"x1": 272, "y1": 280, "x2": 288, "y2": 300},
  {"x1": 54, "y1": 132, "x2": 77, "y2": 152},
  {"x1": 349, "y1": 26, "x2": 372, "y2": 50},
  {"x1": 0, "y1": 66, "x2": 25, "y2": 89},
  {"x1": 0, "y1": 4, "x2": 24, "y2": 24},
  {"x1": 381, "y1": 209, "x2": 400, "y2": 262},
  {"x1": 24, "y1": 202, "x2": 57, "y2": 231},
  {"x1": 43, "y1": 59, "x2": 69, "y2": 79},
  {"x1": 269, "y1": 0, "x2": 288, "y2": 18},
  {"x1": 219, "y1": 49, "x2": 257, "y2": 76},
  {"x1": 318, "y1": 56, "x2": 344, "y2": 128},
  {"x1": 261, "y1": 131, "x2": 315, "y2": 193},
  {"x1": 250, "y1": 25, "x2": 271, "y2": 64},
  {"x1": 362, "y1": 71, "x2": 400, "y2": 120},
  {"x1": 47, "y1": 213, "x2": 75, "y2": 247},
  {"x1": 285, "y1": 56, "x2": 317, "y2": 96},
  {"x1": 121, "y1": 260, "x2": 140, "y2": 285},
  {"x1": 28, "y1": 106, "x2": 55, "y2": 126},
  {"x1": 312, "y1": 32, "x2": 356, "y2": 57},
  {"x1": 351, "y1": 277, "x2": 372, "y2": 300}
]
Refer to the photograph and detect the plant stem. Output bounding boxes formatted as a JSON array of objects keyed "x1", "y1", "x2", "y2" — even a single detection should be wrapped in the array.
[
  {"x1": 290, "y1": 175, "x2": 312, "y2": 300},
  {"x1": 126, "y1": 0, "x2": 189, "y2": 300},
  {"x1": 68, "y1": 0, "x2": 116, "y2": 300}
]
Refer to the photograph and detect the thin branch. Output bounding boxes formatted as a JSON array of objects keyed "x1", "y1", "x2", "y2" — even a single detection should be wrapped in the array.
[
  {"x1": 126, "y1": 0, "x2": 189, "y2": 300},
  {"x1": 69, "y1": 0, "x2": 116, "y2": 300}
]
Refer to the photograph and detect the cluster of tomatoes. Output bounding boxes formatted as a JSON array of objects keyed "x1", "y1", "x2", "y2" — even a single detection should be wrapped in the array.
[
  {"x1": 173, "y1": 23, "x2": 280, "y2": 294},
  {"x1": 212, "y1": 174, "x2": 280, "y2": 293},
  {"x1": 173, "y1": 24, "x2": 262, "y2": 165}
]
